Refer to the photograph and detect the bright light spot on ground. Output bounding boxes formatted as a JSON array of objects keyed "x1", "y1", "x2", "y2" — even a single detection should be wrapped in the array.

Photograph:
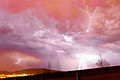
[{"x1": 0, "y1": 74, "x2": 34, "y2": 79}]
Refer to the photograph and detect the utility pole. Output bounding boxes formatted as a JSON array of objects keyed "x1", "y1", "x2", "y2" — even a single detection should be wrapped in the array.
[
  {"x1": 48, "y1": 62, "x2": 51, "y2": 70},
  {"x1": 76, "y1": 71, "x2": 79, "y2": 80},
  {"x1": 76, "y1": 71, "x2": 81, "y2": 80},
  {"x1": 57, "y1": 58, "x2": 60, "y2": 71}
]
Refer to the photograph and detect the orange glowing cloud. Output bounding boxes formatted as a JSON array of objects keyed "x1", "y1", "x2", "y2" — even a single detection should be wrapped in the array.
[
  {"x1": 0, "y1": 0, "x2": 119, "y2": 21},
  {"x1": 0, "y1": 50, "x2": 43, "y2": 71},
  {"x1": 43, "y1": 0, "x2": 79, "y2": 19},
  {"x1": 0, "y1": 0, "x2": 107, "y2": 19}
]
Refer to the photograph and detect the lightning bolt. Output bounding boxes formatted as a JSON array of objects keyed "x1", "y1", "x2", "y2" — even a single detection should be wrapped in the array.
[
  {"x1": 78, "y1": 60, "x2": 88, "y2": 70},
  {"x1": 79, "y1": 7, "x2": 96, "y2": 33},
  {"x1": 15, "y1": 58, "x2": 23, "y2": 64}
]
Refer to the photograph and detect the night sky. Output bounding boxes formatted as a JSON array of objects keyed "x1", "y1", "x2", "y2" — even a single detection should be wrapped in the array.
[{"x1": 0, "y1": 0, "x2": 120, "y2": 71}]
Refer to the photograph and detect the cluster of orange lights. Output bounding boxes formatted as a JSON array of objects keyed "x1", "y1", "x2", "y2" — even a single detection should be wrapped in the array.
[{"x1": 0, "y1": 74, "x2": 34, "y2": 79}]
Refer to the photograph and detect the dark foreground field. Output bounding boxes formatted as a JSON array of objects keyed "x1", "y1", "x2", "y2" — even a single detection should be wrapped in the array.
[{"x1": 3, "y1": 66, "x2": 120, "y2": 80}]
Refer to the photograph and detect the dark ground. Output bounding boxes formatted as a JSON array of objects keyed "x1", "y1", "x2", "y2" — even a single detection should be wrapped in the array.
[{"x1": 3, "y1": 66, "x2": 120, "y2": 80}]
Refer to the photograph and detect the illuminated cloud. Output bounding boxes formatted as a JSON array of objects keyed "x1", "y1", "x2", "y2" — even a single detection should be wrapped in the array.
[
  {"x1": 0, "y1": 50, "x2": 42, "y2": 71},
  {"x1": 0, "y1": 0, "x2": 119, "y2": 71}
]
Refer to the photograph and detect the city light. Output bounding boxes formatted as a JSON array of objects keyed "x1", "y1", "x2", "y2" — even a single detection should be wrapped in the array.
[{"x1": 0, "y1": 74, "x2": 34, "y2": 79}]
